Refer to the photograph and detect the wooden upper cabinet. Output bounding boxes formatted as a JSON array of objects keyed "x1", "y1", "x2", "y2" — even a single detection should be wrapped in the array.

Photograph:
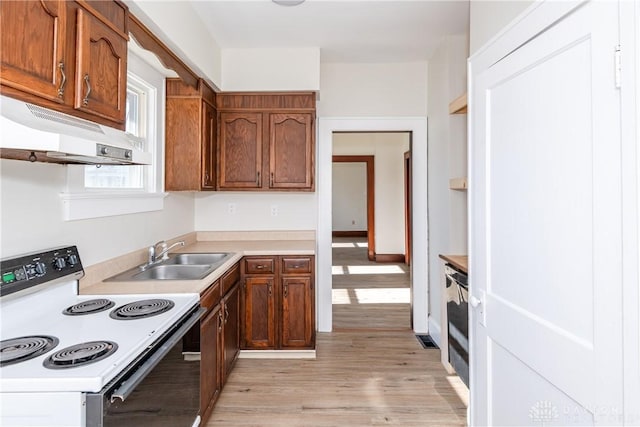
[
  {"x1": 165, "y1": 78, "x2": 217, "y2": 191},
  {"x1": 217, "y1": 92, "x2": 316, "y2": 192},
  {"x1": 218, "y1": 112, "x2": 263, "y2": 189},
  {"x1": 74, "y1": 7, "x2": 127, "y2": 123},
  {"x1": 0, "y1": 0, "x2": 68, "y2": 104},
  {"x1": 202, "y1": 102, "x2": 217, "y2": 189},
  {"x1": 0, "y1": 0, "x2": 128, "y2": 129},
  {"x1": 269, "y1": 113, "x2": 313, "y2": 189}
]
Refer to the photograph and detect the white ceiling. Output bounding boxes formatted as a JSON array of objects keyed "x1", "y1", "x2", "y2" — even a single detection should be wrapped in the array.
[{"x1": 190, "y1": 0, "x2": 470, "y2": 63}]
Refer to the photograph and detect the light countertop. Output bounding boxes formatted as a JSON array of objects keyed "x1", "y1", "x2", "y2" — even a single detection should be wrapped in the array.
[
  {"x1": 439, "y1": 254, "x2": 468, "y2": 274},
  {"x1": 80, "y1": 238, "x2": 315, "y2": 296}
]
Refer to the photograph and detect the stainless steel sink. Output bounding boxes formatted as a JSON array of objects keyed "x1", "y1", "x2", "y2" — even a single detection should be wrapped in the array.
[
  {"x1": 132, "y1": 265, "x2": 215, "y2": 281},
  {"x1": 163, "y1": 253, "x2": 232, "y2": 265},
  {"x1": 105, "y1": 252, "x2": 234, "y2": 282}
]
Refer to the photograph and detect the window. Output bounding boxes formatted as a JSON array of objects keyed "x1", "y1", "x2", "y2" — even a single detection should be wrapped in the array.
[
  {"x1": 61, "y1": 51, "x2": 167, "y2": 221},
  {"x1": 83, "y1": 74, "x2": 153, "y2": 191}
]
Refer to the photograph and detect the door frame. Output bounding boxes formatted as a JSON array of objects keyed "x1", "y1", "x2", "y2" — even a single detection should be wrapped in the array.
[
  {"x1": 332, "y1": 155, "x2": 375, "y2": 260},
  {"x1": 317, "y1": 117, "x2": 429, "y2": 334},
  {"x1": 404, "y1": 150, "x2": 412, "y2": 266}
]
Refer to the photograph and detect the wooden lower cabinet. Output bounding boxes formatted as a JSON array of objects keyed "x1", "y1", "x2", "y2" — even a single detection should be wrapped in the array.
[
  {"x1": 182, "y1": 261, "x2": 241, "y2": 425},
  {"x1": 281, "y1": 276, "x2": 314, "y2": 348},
  {"x1": 243, "y1": 276, "x2": 276, "y2": 349},
  {"x1": 222, "y1": 282, "x2": 241, "y2": 383},
  {"x1": 242, "y1": 255, "x2": 315, "y2": 350},
  {"x1": 200, "y1": 302, "x2": 222, "y2": 423}
]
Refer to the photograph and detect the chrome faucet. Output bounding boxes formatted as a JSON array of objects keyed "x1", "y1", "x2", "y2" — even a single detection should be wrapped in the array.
[{"x1": 142, "y1": 240, "x2": 185, "y2": 270}]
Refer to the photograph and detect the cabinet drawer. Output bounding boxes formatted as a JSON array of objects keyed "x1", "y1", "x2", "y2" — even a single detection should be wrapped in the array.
[
  {"x1": 281, "y1": 257, "x2": 312, "y2": 274},
  {"x1": 201, "y1": 280, "x2": 221, "y2": 311},
  {"x1": 221, "y1": 263, "x2": 240, "y2": 294},
  {"x1": 245, "y1": 257, "x2": 275, "y2": 274}
]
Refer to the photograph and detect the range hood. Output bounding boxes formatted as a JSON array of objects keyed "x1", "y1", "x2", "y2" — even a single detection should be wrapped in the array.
[{"x1": 0, "y1": 96, "x2": 152, "y2": 165}]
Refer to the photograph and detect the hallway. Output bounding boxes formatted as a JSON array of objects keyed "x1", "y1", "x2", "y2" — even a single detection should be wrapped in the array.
[{"x1": 332, "y1": 237, "x2": 411, "y2": 330}]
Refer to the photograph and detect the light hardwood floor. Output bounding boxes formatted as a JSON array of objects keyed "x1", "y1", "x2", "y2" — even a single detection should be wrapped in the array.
[
  {"x1": 332, "y1": 237, "x2": 410, "y2": 330},
  {"x1": 207, "y1": 238, "x2": 468, "y2": 426}
]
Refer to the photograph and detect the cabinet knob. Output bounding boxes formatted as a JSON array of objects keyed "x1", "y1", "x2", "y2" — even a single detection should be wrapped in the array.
[
  {"x1": 268, "y1": 284, "x2": 272, "y2": 296},
  {"x1": 284, "y1": 284, "x2": 288, "y2": 298},
  {"x1": 256, "y1": 265, "x2": 264, "y2": 269}
]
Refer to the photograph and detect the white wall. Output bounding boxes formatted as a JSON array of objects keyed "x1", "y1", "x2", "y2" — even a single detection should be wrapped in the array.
[
  {"x1": 317, "y1": 62, "x2": 428, "y2": 117},
  {"x1": 333, "y1": 133, "x2": 409, "y2": 254},
  {"x1": 127, "y1": 0, "x2": 223, "y2": 88},
  {"x1": 194, "y1": 193, "x2": 316, "y2": 231},
  {"x1": 0, "y1": 160, "x2": 195, "y2": 267},
  {"x1": 332, "y1": 163, "x2": 367, "y2": 232},
  {"x1": 469, "y1": 0, "x2": 534, "y2": 55},
  {"x1": 222, "y1": 48, "x2": 320, "y2": 92},
  {"x1": 426, "y1": 34, "x2": 469, "y2": 345}
]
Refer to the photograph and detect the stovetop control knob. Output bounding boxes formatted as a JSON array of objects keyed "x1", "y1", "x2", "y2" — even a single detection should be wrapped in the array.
[
  {"x1": 67, "y1": 254, "x2": 79, "y2": 267},
  {"x1": 35, "y1": 262, "x2": 46, "y2": 275},
  {"x1": 53, "y1": 257, "x2": 66, "y2": 270}
]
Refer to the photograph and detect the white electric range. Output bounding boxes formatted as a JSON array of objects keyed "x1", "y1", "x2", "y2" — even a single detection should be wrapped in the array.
[{"x1": 0, "y1": 246, "x2": 204, "y2": 427}]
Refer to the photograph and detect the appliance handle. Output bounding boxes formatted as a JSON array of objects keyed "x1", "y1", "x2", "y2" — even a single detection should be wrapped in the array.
[
  {"x1": 445, "y1": 273, "x2": 468, "y2": 290},
  {"x1": 109, "y1": 307, "x2": 205, "y2": 403}
]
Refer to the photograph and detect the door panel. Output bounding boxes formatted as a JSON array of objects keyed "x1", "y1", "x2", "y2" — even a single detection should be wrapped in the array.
[
  {"x1": 0, "y1": 0, "x2": 67, "y2": 103},
  {"x1": 222, "y1": 284, "x2": 240, "y2": 383},
  {"x1": 281, "y1": 277, "x2": 313, "y2": 348},
  {"x1": 200, "y1": 305, "x2": 222, "y2": 418},
  {"x1": 269, "y1": 113, "x2": 313, "y2": 189},
  {"x1": 470, "y1": 1, "x2": 622, "y2": 425},
  {"x1": 243, "y1": 277, "x2": 276, "y2": 348},
  {"x1": 218, "y1": 112, "x2": 262, "y2": 189},
  {"x1": 202, "y1": 102, "x2": 216, "y2": 189},
  {"x1": 75, "y1": 7, "x2": 126, "y2": 123}
]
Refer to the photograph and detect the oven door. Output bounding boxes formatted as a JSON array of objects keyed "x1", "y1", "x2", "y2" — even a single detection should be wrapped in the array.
[{"x1": 86, "y1": 306, "x2": 205, "y2": 427}]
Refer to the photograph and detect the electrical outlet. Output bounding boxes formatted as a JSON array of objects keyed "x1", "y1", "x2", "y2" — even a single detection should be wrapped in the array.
[
  {"x1": 228, "y1": 203, "x2": 236, "y2": 214},
  {"x1": 270, "y1": 205, "x2": 278, "y2": 216}
]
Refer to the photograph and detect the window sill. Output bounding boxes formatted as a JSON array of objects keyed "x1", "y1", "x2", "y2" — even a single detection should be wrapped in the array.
[{"x1": 60, "y1": 192, "x2": 167, "y2": 221}]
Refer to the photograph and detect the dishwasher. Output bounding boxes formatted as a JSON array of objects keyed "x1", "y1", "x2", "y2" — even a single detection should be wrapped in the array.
[{"x1": 445, "y1": 263, "x2": 469, "y2": 387}]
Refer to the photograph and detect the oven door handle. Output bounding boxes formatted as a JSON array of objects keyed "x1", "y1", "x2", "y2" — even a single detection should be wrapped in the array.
[{"x1": 110, "y1": 307, "x2": 206, "y2": 403}]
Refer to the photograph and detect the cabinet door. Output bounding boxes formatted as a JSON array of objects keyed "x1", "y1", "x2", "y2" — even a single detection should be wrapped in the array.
[
  {"x1": 74, "y1": 7, "x2": 126, "y2": 123},
  {"x1": 200, "y1": 304, "x2": 222, "y2": 421},
  {"x1": 243, "y1": 276, "x2": 276, "y2": 349},
  {"x1": 201, "y1": 102, "x2": 217, "y2": 189},
  {"x1": 218, "y1": 112, "x2": 262, "y2": 189},
  {"x1": 281, "y1": 276, "x2": 314, "y2": 348},
  {"x1": 269, "y1": 113, "x2": 313, "y2": 189},
  {"x1": 0, "y1": 0, "x2": 68, "y2": 103},
  {"x1": 222, "y1": 283, "x2": 241, "y2": 384}
]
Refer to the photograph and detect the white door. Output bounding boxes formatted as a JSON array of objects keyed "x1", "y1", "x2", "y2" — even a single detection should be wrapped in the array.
[{"x1": 469, "y1": 1, "x2": 623, "y2": 425}]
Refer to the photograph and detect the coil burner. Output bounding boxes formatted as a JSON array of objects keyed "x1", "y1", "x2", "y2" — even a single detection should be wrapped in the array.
[{"x1": 109, "y1": 299, "x2": 175, "y2": 320}]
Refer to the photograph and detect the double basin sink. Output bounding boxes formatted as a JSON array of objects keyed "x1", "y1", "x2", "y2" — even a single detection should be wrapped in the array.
[{"x1": 106, "y1": 253, "x2": 234, "y2": 282}]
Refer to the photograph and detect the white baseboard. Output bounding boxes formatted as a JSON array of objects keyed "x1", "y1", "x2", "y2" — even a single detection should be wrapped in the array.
[
  {"x1": 239, "y1": 350, "x2": 316, "y2": 359},
  {"x1": 428, "y1": 316, "x2": 442, "y2": 347}
]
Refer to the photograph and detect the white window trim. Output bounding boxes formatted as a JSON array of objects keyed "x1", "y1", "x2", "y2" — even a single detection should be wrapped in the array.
[{"x1": 60, "y1": 50, "x2": 171, "y2": 221}]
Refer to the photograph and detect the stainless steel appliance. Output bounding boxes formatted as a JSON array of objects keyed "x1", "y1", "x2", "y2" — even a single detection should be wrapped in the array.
[
  {"x1": 445, "y1": 263, "x2": 469, "y2": 387},
  {"x1": 0, "y1": 246, "x2": 203, "y2": 426}
]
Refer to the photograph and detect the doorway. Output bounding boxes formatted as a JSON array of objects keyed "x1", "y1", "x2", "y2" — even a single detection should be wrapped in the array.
[
  {"x1": 330, "y1": 132, "x2": 412, "y2": 331},
  {"x1": 332, "y1": 155, "x2": 375, "y2": 260},
  {"x1": 317, "y1": 117, "x2": 428, "y2": 334}
]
